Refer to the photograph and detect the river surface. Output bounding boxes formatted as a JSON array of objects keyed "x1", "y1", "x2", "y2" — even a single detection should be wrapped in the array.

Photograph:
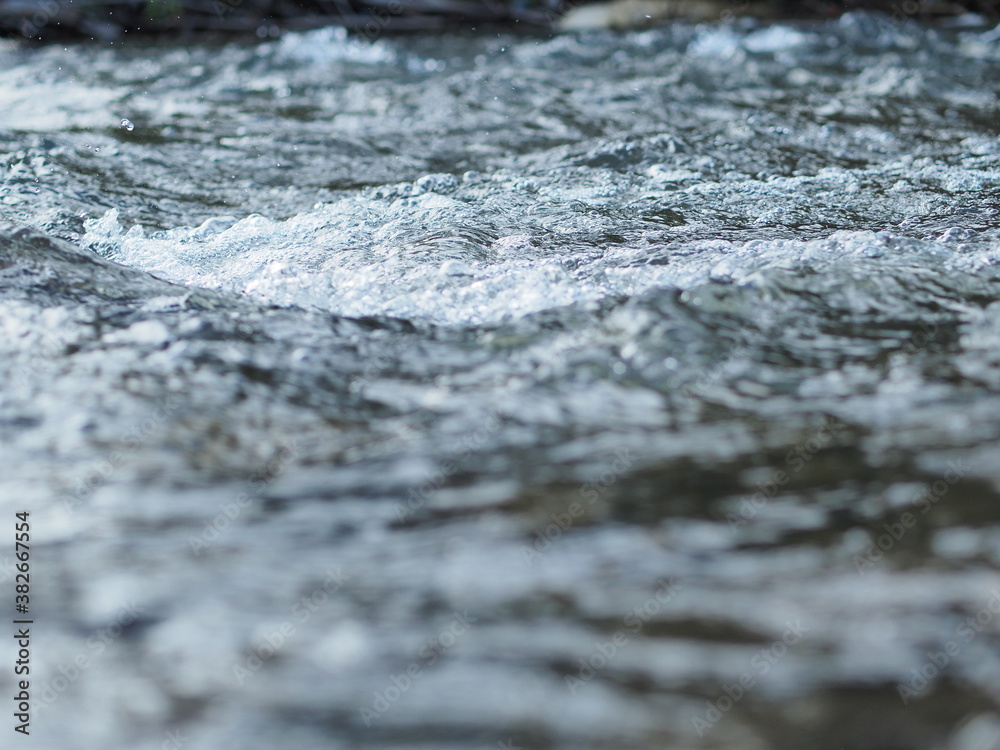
[{"x1": 3, "y1": 13, "x2": 1000, "y2": 750}]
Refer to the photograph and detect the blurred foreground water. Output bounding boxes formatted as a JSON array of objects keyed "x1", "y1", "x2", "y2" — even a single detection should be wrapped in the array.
[{"x1": 3, "y1": 14, "x2": 1000, "y2": 750}]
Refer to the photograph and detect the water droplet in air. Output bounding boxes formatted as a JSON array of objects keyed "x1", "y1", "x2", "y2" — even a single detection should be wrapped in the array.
[{"x1": 120, "y1": 118, "x2": 135, "y2": 132}]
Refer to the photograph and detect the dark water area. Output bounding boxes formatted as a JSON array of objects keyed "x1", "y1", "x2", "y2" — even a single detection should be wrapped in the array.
[{"x1": 3, "y1": 14, "x2": 1000, "y2": 750}]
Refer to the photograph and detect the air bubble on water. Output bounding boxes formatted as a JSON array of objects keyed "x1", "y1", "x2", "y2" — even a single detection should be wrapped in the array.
[{"x1": 120, "y1": 118, "x2": 135, "y2": 132}]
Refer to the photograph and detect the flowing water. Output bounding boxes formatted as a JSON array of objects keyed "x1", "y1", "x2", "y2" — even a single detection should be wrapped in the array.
[{"x1": 3, "y1": 13, "x2": 1000, "y2": 749}]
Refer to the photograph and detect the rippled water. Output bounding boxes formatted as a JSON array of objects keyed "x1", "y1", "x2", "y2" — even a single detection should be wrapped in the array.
[{"x1": 4, "y1": 14, "x2": 1000, "y2": 750}]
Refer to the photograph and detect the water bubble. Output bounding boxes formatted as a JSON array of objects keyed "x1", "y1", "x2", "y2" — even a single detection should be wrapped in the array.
[{"x1": 120, "y1": 118, "x2": 135, "y2": 132}]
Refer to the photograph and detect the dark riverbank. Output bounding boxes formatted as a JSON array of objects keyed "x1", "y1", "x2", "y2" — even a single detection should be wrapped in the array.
[{"x1": 2, "y1": 0, "x2": 997, "y2": 41}]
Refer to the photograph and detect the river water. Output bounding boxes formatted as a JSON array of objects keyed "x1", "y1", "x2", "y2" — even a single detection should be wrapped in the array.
[{"x1": 3, "y1": 13, "x2": 1000, "y2": 749}]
